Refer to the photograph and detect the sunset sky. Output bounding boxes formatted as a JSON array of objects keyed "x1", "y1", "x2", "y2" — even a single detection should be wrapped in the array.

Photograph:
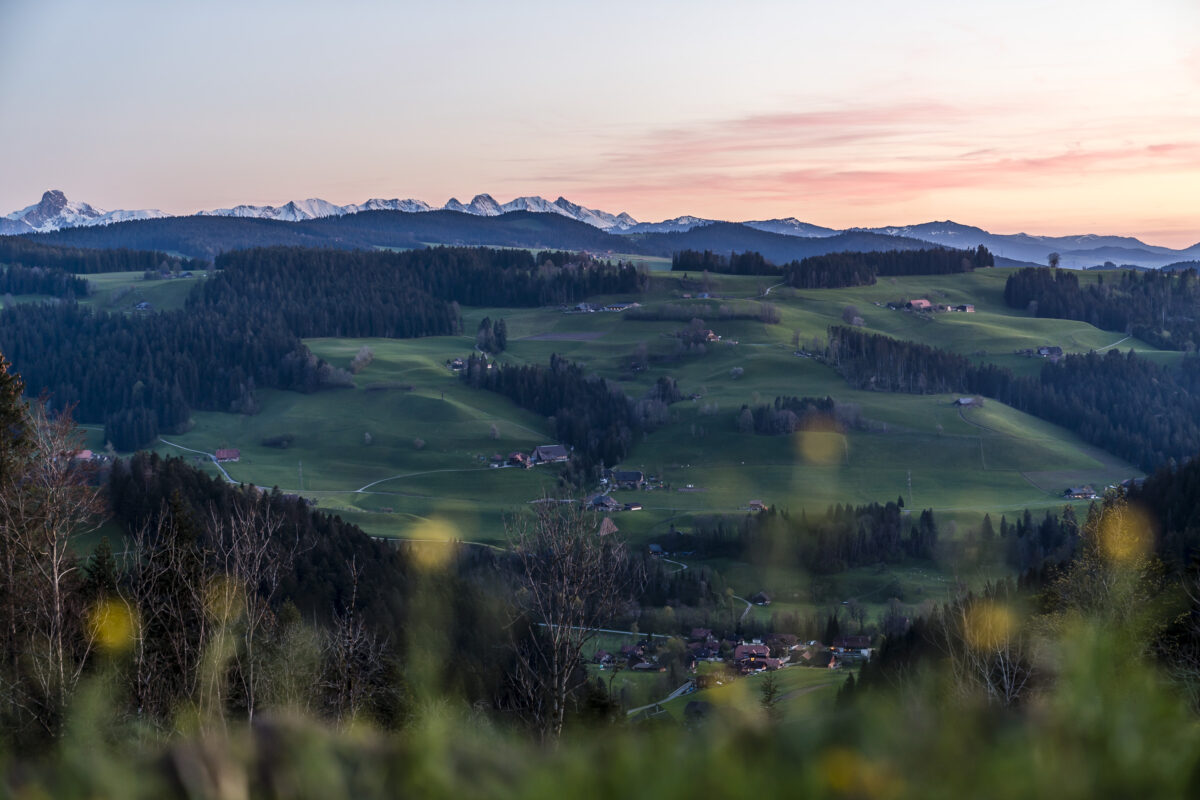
[{"x1": 2, "y1": 0, "x2": 1198, "y2": 245}]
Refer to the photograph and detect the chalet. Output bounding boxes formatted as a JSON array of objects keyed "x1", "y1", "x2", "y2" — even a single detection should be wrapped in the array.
[
  {"x1": 597, "y1": 517, "x2": 619, "y2": 537},
  {"x1": 610, "y1": 469, "x2": 645, "y2": 489},
  {"x1": 448, "y1": 358, "x2": 466, "y2": 371},
  {"x1": 1037, "y1": 346, "x2": 1064, "y2": 358},
  {"x1": 749, "y1": 591, "x2": 772, "y2": 606},
  {"x1": 907, "y1": 299, "x2": 933, "y2": 311},
  {"x1": 1065, "y1": 486, "x2": 1099, "y2": 500},
  {"x1": 748, "y1": 499, "x2": 767, "y2": 512},
  {"x1": 586, "y1": 494, "x2": 622, "y2": 512},
  {"x1": 507, "y1": 452, "x2": 532, "y2": 469},
  {"x1": 531, "y1": 444, "x2": 569, "y2": 464},
  {"x1": 214, "y1": 449, "x2": 240, "y2": 463}
]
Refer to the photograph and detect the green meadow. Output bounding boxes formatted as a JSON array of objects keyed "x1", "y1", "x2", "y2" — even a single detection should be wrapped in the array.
[{"x1": 135, "y1": 267, "x2": 1150, "y2": 555}]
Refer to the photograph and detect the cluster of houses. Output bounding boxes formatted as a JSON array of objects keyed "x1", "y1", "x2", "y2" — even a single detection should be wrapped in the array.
[
  {"x1": 1016, "y1": 345, "x2": 1064, "y2": 361},
  {"x1": 597, "y1": 628, "x2": 875, "y2": 682},
  {"x1": 887, "y1": 299, "x2": 975, "y2": 313},
  {"x1": 496, "y1": 444, "x2": 570, "y2": 469},
  {"x1": 564, "y1": 301, "x2": 641, "y2": 313}
]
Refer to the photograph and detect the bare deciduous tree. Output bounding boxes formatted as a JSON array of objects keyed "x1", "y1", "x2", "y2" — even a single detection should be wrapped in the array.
[
  {"x1": 0, "y1": 400, "x2": 103, "y2": 736},
  {"x1": 506, "y1": 500, "x2": 642, "y2": 739}
]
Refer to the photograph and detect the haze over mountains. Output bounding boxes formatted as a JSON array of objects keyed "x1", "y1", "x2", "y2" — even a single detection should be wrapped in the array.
[{"x1": 5, "y1": 189, "x2": 1199, "y2": 269}]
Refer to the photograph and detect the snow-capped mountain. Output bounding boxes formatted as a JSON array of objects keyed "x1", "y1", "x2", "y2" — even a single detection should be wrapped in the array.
[
  {"x1": 352, "y1": 198, "x2": 433, "y2": 214},
  {"x1": 444, "y1": 194, "x2": 503, "y2": 216},
  {"x1": 744, "y1": 217, "x2": 838, "y2": 238},
  {"x1": 621, "y1": 216, "x2": 718, "y2": 234},
  {"x1": 3, "y1": 190, "x2": 167, "y2": 232}
]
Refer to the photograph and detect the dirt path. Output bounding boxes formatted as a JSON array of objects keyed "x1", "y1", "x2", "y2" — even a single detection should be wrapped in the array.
[{"x1": 159, "y1": 438, "x2": 237, "y2": 483}]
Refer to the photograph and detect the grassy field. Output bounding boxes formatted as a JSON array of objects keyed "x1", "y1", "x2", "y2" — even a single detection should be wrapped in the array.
[
  {"x1": 137, "y1": 267, "x2": 1148, "y2": 549},
  {"x1": 658, "y1": 664, "x2": 845, "y2": 722}
]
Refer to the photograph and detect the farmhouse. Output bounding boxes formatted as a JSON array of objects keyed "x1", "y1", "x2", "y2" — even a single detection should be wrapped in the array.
[
  {"x1": 507, "y1": 452, "x2": 532, "y2": 469},
  {"x1": 954, "y1": 304, "x2": 976, "y2": 312},
  {"x1": 907, "y1": 299, "x2": 933, "y2": 311},
  {"x1": 586, "y1": 494, "x2": 621, "y2": 512},
  {"x1": 703, "y1": 329, "x2": 721, "y2": 343},
  {"x1": 1037, "y1": 346, "x2": 1064, "y2": 358},
  {"x1": 609, "y1": 469, "x2": 645, "y2": 489},
  {"x1": 603, "y1": 302, "x2": 639, "y2": 312},
  {"x1": 214, "y1": 449, "x2": 240, "y2": 463},
  {"x1": 531, "y1": 444, "x2": 569, "y2": 464},
  {"x1": 1065, "y1": 486, "x2": 1099, "y2": 500},
  {"x1": 748, "y1": 499, "x2": 767, "y2": 512}
]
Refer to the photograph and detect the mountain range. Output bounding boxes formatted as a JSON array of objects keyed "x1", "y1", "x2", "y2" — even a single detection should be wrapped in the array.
[{"x1": 5, "y1": 190, "x2": 1199, "y2": 269}]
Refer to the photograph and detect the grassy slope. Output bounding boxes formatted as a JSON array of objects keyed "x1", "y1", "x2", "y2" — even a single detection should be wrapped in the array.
[{"x1": 140, "y1": 267, "x2": 1150, "y2": 553}]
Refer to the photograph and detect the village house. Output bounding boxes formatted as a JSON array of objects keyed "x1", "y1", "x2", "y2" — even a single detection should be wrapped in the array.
[
  {"x1": 1065, "y1": 486, "x2": 1099, "y2": 500},
  {"x1": 748, "y1": 499, "x2": 767, "y2": 512},
  {"x1": 214, "y1": 448, "x2": 240, "y2": 463},
  {"x1": 531, "y1": 444, "x2": 569, "y2": 464},
  {"x1": 1037, "y1": 346, "x2": 1064, "y2": 359},
  {"x1": 507, "y1": 451, "x2": 532, "y2": 469},
  {"x1": 907, "y1": 299, "x2": 933, "y2": 311},
  {"x1": 832, "y1": 635, "x2": 873, "y2": 659},
  {"x1": 703, "y1": 329, "x2": 721, "y2": 343}
]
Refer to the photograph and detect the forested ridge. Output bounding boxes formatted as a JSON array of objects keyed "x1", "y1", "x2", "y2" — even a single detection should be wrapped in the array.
[
  {"x1": 826, "y1": 326, "x2": 1200, "y2": 472},
  {"x1": 0, "y1": 236, "x2": 204, "y2": 274},
  {"x1": 784, "y1": 246, "x2": 994, "y2": 289},
  {"x1": 0, "y1": 246, "x2": 644, "y2": 450},
  {"x1": 1004, "y1": 266, "x2": 1200, "y2": 350}
]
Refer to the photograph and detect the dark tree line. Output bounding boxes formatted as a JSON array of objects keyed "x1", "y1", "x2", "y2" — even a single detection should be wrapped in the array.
[
  {"x1": 204, "y1": 246, "x2": 645, "y2": 316},
  {"x1": 1130, "y1": 455, "x2": 1200, "y2": 568},
  {"x1": 671, "y1": 249, "x2": 778, "y2": 275},
  {"x1": 784, "y1": 246, "x2": 993, "y2": 289},
  {"x1": 826, "y1": 326, "x2": 1200, "y2": 472},
  {"x1": 683, "y1": 502, "x2": 938, "y2": 575},
  {"x1": 738, "y1": 395, "x2": 838, "y2": 435},
  {"x1": 0, "y1": 236, "x2": 204, "y2": 274},
  {"x1": 1004, "y1": 267, "x2": 1200, "y2": 351},
  {"x1": 460, "y1": 353, "x2": 673, "y2": 471},
  {"x1": 0, "y1": 302, "x2": 327, "y2": 450},
  {"x1": 476, "y1": 317, "x2": 508, "y2": 354},
  {"x1": 0, "y1": 265, "x2": 89, "y2": 298},
  {"x1": 998, "y1": 507, "x2": 1081, "y2": 573}
]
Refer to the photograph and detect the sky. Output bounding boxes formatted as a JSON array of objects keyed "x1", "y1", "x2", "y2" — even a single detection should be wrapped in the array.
[{"x1": 2, "y1": 0, "x2": 1198, "y2": 246}]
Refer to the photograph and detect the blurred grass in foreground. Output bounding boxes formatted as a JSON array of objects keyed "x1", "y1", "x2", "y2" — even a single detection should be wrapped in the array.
[{"x1": 6, "y1": 614, "x2": 1198, "y2": 800}]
